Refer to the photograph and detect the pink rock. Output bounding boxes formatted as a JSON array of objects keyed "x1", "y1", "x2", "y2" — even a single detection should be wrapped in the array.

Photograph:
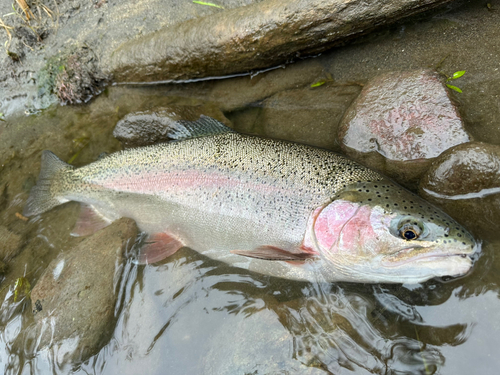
[{"x1": 338, "y1": 70, "x2": 471, "y2": 186}]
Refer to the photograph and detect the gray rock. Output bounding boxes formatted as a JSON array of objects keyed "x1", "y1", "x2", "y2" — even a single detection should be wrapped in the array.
[
  {"x1": 29, "y1": 218, "x2": 138, "y2": 363},
  {"x1": 107, "y1": 0, "x2": 455, "y2": 83},
  {"x1": 339, "y1": 70, "x2": 471, "y2": 186},
  {"x1": 0, "y1": 225, "x2": 22, "y2": 261},
  {"x1": 419, "y1": 142, "x2": 500, "y2": 240},
  {"x1": 113, "y1": 105, "x2": 231, "y2": 148}
]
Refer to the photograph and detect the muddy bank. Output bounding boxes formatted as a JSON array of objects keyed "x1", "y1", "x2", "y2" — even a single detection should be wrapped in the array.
[
  {"x1": 1, "y1": 0, "x2": 456, "y2": 117},
  {"x1": 0, "y1": 0, "x2": 259, "y2": 117}
]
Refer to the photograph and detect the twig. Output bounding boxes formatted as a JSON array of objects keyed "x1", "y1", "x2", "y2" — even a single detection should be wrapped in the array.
[
  {"x1": 15, "y1": 0, "x2": 35, "y2": 22},
  {"x1": 0, "y1": 18, "x2": 13, "y2": 42}
]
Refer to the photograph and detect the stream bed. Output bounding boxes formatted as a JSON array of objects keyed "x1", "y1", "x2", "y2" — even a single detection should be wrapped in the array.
[{"x1": 1, "y1": 1, "x2": 500, "y2": 374}]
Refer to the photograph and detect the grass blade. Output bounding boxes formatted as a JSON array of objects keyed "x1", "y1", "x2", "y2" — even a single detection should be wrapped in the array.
[{"x1": 192, "y1": 1, "x2": 224, "y2": 9}]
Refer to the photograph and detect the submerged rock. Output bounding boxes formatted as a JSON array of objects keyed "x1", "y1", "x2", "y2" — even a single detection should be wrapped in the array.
[
  {"x1": 29, "y1": 218, "x2": 137, "y2": 363},
  {"x1": 338, "y1": 70, "x2": 471, "y2": 186},
  {"x1": 107, "y1": 0, "x2": 455, "y2": 83},
  {"x1": 419, "y1": 142, "x2": 500, "y2": 240},
  {"x1": 203, "y1": 308, "x2": 326, "y2": 375},
  {"x1": 113, "y1": 105, "x2": 231, "y2": 148},
  {"x1": 229, "y1": 83, "x2": 361, "y2": 151}
]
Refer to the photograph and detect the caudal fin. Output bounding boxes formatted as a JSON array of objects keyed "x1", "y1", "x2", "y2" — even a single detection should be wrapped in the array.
[{"x1": 23, "y1": 151, "x2": 73, "y2": 217}]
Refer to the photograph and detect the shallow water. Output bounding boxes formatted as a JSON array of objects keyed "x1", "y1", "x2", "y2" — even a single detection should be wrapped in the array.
[{"x1": 1, "y1": 1, "x2": 500, "y2": 374}]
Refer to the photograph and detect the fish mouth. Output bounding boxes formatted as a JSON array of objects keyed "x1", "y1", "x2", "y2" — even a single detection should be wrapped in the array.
[{"x1": 381, "y1": 245, "x2": 475, "y2": 268}]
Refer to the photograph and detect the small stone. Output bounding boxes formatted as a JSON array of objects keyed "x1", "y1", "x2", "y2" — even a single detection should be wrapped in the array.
[
  {"x1": 0, "y1": 225, "x2": 22, "y2": 261},
  {"x1": 113, "y1": 104, "x2": 231, "y2": 148},
  {"x1": 419, "y1": 142, "x2": 500, "y2": 240},
  {"x1": 29, "y1": 218, "x2": 138, "y2": 363},
  {"x1": 338, "y1": 70, "x2": 471, "y2": 186}
]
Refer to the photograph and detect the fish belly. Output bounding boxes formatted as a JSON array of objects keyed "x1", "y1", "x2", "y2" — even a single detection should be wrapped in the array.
[{"x1": 96, "y1": 188, "x2": 307, "y2": 256}]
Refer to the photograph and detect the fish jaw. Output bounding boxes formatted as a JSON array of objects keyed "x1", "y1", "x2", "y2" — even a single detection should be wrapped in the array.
[
  {"x1": 304, "y1": 199, "x2": 478, "y2": 283},
  {"x1": 378, "y1": 241, "x2": 479, "y2": 282}
]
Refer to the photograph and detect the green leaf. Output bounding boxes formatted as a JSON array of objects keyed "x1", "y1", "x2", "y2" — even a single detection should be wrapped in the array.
[
  {"x1": 446, "y1": 84, "x2": 462, "y2": 93},
  {"x1": 452, "y1": 70, "x2": 466, "y2": 80},
  {"x1": 311, "y1": 81, "x2": 326, "y2": 88},
  {"x1": 192, "y1": 1, "x2": 224, "y2": 9},
  {"x1": 13, "y1": 277, "x2": 30, "y2": 302}
]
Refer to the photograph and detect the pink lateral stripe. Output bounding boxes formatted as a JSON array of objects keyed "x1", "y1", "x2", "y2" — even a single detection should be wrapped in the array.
[{"x1": 96, "y1": 170, "x2": 287, "y2": 195}]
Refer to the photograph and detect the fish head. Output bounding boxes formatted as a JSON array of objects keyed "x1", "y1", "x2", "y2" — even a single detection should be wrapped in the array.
[{"x1": 305, "y1": 181, "x2": 480, "y2": 283}]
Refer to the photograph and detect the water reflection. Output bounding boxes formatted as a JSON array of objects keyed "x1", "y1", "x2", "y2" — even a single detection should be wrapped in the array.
[
  {"x1": 0, "y1": 237, "x2": 499, "y2": 374},
  {"x1": 0, "y1": 246, "x2": 484, "y2": 374}
]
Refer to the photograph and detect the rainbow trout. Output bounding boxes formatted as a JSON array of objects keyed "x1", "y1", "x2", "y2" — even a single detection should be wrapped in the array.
[{"x1": 24, "y1": 117, "x2": 479, "y2": 283}]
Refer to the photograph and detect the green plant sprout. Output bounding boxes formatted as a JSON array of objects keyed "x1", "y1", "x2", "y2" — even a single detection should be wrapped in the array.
[
  {"x1": 311, "y1": 73, "x2": 334, "y2": 88},
  {"x1": 446, "y1": 70, "x2": 466, "y2": 93},
  {"x1": 192, "y1": 1, "x2": 224, "y2": 9},
  {"x1": 311, "y1": 81, "x2": 326, "y2": 88}
]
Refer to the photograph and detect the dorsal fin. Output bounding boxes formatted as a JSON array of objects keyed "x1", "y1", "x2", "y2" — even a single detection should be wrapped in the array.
[{"x1": 168, "y1": 115, "x2": 234, "y2": 140}]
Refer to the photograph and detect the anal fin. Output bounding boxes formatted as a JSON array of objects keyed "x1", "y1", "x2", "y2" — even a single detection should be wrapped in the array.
[
  {"x1": 138, "y1": 232, "x2": 184, "y2": 265},
  {"x1": 231, "y1": 245, "x2": 317, "y2": 262},
  {"x1": 71, "y1": 204, "x2": 113, "y2": 237}
]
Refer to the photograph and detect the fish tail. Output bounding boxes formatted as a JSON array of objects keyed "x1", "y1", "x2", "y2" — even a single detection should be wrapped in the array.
[{"x1": 23, "y1": 151, "x2": 74, "y2": 217}]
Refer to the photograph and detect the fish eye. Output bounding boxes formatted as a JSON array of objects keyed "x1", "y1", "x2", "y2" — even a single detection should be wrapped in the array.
[
  {"x1": 390, "y1": 216, "x2": 430, "y2": 241},
  {"x1": 399, "y1": 224, "x2": 420, "y2": 241},
  {"x1": 393, "y1": 217, "x2": 425, "y2": 241}
]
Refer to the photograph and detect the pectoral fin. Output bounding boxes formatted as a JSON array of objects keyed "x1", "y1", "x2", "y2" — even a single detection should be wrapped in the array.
[
  {"x1": 138, "y1": 232, "x2": 185, "y2": 264},
  {"x1": 71, "y1": 204, "x2": 113, "y2": 236},
  {"x1": 231, "y1": 245, "x2": 317, "y2": 261}
]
